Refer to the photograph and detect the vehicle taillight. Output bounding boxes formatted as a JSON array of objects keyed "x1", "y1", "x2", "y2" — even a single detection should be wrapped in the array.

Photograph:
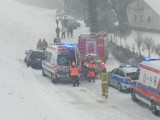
[
  {"x1": 101, "y1": 62, "x2": 105, "y2": 65},
  {"x1": 124, "y1": 77, "x2": 131, "y2": 82}
]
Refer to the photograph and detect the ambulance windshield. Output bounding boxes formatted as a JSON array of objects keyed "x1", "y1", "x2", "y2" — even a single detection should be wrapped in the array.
[
  {"x1": 58, "y1": 50, "x2": 69, "y2": 66},
  {"x1": 58, "y1": 49, "x2": 78, "y2": 66}
]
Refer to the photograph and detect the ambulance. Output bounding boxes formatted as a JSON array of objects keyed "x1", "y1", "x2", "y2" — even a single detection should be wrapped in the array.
[
  {"x1": 131, "y1": 58, "x2": 160, "y2": 115},
  {"x1": 42, "y1": 43, "x2": 81, "y2": 83}
]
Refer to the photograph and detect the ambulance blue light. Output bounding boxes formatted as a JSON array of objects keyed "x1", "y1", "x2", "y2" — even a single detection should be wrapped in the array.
[{"x1": 65, "y1": 44, "x2": 77, "y2": 48}]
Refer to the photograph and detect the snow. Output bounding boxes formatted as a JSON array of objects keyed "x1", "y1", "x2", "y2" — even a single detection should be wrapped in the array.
[
  {"x1": 143, "y1": 0, "x2": 160, "y2": 16},
  {"x1": 0, "y1": 0, "x2": 159, "y2": 120},
  {"x1": 114, "y1": 30, "x2": 160, "y2": 58}
]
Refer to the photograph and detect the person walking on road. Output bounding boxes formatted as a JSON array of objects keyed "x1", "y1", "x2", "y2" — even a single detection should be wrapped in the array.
[
  {"x1": 70, "y1": 61, "x2": 79, "y2": 87},
  {"x1": 101, "y1": 67, "x2": 108, "y2": 98},
  {"x1": 61, "y1": 26, "x2": 67, "y2": 39},
  {"x1": 56, "y1": 27, "x2": 60, "y2": 38}
]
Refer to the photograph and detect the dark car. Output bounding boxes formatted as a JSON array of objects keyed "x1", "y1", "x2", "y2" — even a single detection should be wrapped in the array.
[
  {"x1": 24, "y1": 50, "x2": 45, "y2": 69},
  {"x1": 67, "y1": 19, "x2": 81, "y2": 29}
]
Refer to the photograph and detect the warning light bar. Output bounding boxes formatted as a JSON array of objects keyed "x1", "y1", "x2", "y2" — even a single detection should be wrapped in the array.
[{"x1": 144, "y1": 58, "x2": 160, "y2": 61}]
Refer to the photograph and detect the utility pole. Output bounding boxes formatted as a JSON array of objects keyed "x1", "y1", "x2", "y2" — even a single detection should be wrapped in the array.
[{"x1": 88, "y1": 0, "x2": 99, "y2": 33}]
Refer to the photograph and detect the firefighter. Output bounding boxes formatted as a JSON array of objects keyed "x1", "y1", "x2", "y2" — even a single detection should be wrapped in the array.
[
  {"x1": 88, "y1": 61, "x2": 97, "y2": 82},
  {"x1": 37, "y1": 39, "x2": 43, "y2": 50},
  {"x1": 70, "y1": 61, "x2": 79, "y2": 87},
  {"x1": 101, "y1": 67, "x2": 108, "y2": 98}
]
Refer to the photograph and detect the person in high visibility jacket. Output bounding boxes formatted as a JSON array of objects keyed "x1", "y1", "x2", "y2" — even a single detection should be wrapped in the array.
[
  {"x1": 101, "y1": 67, "x2": 108, "y2": 98},
  {"x1": 88, "y1": 62, "x2": 97, "y2": 82},
  {"x1": 70, "y1": 61, "x2": 79, "y2": 87}
]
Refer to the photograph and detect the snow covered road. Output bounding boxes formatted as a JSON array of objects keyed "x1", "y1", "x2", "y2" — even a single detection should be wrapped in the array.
[{"x1": 0, "y1": 0, "x2": 159, "y2": 120}]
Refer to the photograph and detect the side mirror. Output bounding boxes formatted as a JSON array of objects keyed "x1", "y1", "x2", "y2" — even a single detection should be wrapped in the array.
[{"x1": 25, "y1": 50, "x2": 28, "y2": 54}]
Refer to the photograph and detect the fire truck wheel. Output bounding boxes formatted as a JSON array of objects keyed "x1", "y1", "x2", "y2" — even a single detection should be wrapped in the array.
[
  {"x1": 42, "y1": 68, "x2": 46, "y2": 76},
  {"x1": 151, "y1": 101, "x2": 159, "y2": 115},
  {"x1": 131, "y1": 90, "x2": 139, "y2": 102},
  {"x1": 118, "y1": 83, "x2": 122, "y2": 92}
]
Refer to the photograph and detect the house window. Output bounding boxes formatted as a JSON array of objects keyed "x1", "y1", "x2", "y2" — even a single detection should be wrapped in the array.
[
  {"x1": 140, "y1": 15, "x2": 143, "y2": 22},
  {"x1": 134, "y1": 15, "x2": 137, "y2": 23},
  {"x1": 147, "y1": 16, "x2": 151, "y2": 23}
]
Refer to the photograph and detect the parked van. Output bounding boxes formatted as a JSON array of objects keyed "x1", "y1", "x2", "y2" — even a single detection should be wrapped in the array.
[
  {"x1": 131, "y1": 58, "x2": 160, "y2": 115},
  {"x1": 42, "y1": 43, "x2": 81, "y2": 83}
]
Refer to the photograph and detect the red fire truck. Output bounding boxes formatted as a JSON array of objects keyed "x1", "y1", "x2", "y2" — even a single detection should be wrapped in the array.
[{"x1": 78, "y1": 33, "x2": 109, "y2": 60}]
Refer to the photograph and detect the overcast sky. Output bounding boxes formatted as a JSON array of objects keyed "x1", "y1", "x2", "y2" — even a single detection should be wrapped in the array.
[{"x1": 15, "y1": 0, "x2": 64, "y2": 9}]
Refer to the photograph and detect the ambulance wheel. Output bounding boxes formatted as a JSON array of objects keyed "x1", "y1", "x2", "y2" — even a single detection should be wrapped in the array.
[
  {"x1": 118, "y1": 83, "x2": 122, "y2": 92},
  {"x1": 131, "y1": 90, "x2": 139, "y2": 102},
  {"x1": 151, "y1": 101, "x2": 159, "y2": 115},
  {"x1": 42, "y1": 68, "x2": 46, "y2": 76}
]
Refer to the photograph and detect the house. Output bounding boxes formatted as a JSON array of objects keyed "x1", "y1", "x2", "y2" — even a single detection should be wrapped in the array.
[{"x1": 127, "y1": 0, "x2": 160, "y2": 32}]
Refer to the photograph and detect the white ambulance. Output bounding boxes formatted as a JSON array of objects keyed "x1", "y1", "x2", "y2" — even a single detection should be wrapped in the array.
[
  {"x1": 42, "y1": 43, "x2": 81, "y2": 83},
  {"x1": 131, "y1": 58, "x2": 160, "y2": 115}
]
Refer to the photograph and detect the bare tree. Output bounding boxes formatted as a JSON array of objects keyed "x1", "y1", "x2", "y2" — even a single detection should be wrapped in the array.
[
  {"x1": 134, "y1": 31, "x2": 143, "y2": 55},
  {"x1": 143, "y1": 37, "x2": 154, "y2": 58},
  {"x1": 155, "y1": 43, "x2": 160, "y2": 58}
]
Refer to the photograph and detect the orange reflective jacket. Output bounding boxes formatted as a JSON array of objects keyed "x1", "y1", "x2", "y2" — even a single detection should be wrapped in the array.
[
  {"x1": 89, "y1": 63, "x2": 96, "y2": 69},
  {"x1": 88, "y1": 71, "x2": 95, "y2": 77},
  {"x1": 70, "y1": 67, "x2": 79, "y2": 76}
]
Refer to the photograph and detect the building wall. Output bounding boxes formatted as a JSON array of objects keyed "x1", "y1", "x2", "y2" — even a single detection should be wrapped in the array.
[{"x1": 127, "y1": 0, "x2": 160, "y2": 32}]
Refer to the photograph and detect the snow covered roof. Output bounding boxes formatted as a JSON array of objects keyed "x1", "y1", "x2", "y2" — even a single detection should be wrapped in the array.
[{"x1": 143, "y1": 0, "x2": 160, "y2": 15}]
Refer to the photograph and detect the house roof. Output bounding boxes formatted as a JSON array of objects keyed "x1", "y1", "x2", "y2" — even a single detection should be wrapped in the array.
[{"x1": 143, "y1": 0, "x2": 160, "y2": 15}]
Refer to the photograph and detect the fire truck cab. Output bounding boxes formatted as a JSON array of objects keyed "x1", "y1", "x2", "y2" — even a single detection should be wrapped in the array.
[
  {"x1": 131, "y1": 58, "x2": 160, "y2": 115},
  {"x1": 78, "y1": 33, "x2": 109, "y2": 61},
  {"x1": 42, "y1": 43, "x2": 81, "y2": 83}
]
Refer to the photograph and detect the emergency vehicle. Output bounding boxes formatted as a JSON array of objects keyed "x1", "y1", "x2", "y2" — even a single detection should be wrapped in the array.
[
  {"x1": 42, "y1": 43, "x2": 81, "y2": 83},
  {"x1": 78, "y1": 33, "x2": 109, "y2": 60},
  {"x1": 131, "y1": 58, "x2": 160, "y2": 115}
]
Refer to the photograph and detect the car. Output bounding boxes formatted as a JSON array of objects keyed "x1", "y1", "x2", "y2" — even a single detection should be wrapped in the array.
[
  {"x1": 108, "y1": 65, "x2": 138, "y2": 92},
  {"x1": 24, "y1": 49, "x2": 45, "y2": 69},
  {"x1": 56, "y1": 11, "x2": 68, "y2": 21},
  {"x1": 67, "y1": 19, "x2": 81, "y2": 29}
]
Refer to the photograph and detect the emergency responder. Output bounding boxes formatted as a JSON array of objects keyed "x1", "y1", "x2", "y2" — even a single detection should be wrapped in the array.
[
  {"x1": 61, "y1": 26, "x2": 67, "y2": 39},
  {"x1": 81, "y1": 58, "x2": 89, "y2": 80},
  {"x1": 37, "y1": 39, "x2": 43, "y2": 50},
  {"x1": 42, "y1": 39, "x2": 48, "y2": 51},
  {"x1": 101, "y1": 67, "x2": 108, "y2": 98},
  {"x1": 70, "y1": 61, "x2": 79, "y2": 87},
  {"x1": 88, "y1": 61, "x2": 97, "y2": 82}
]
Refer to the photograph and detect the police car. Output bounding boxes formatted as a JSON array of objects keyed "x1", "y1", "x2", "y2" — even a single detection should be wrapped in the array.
[{"x1": 109, "y1": 65, "x2": 138, "y2": 91}]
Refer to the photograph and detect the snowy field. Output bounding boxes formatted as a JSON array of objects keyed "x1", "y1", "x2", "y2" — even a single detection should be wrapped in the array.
[{"x1": 0, "y1": 0, "x2": 159, "y2": 120}]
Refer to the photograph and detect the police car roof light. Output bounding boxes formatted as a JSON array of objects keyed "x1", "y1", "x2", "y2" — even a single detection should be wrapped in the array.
[{"x1": 144, "y1": 58, "x2": 160, "y2": 61}]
